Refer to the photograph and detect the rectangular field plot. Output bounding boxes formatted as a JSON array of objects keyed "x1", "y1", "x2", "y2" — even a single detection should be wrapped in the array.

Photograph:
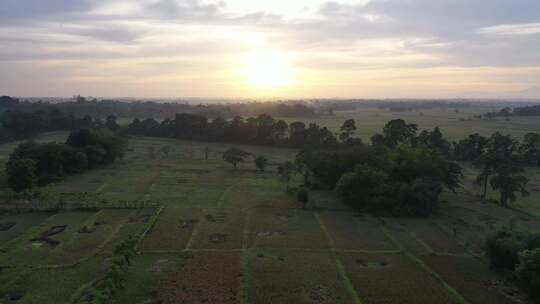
[
  {"x1": 140, "y1": 208, "x2": 201, "y2": 251},
  {"x1": 247, "y1": 209, "x2": 328, "y2": 249},
  {"x1": 1, "y1": 209, "x2": 132, "y2": 265},
  {"x1": 0, "y1": 211, "x2": 97, "y2": 266},
  {"x1": 156, "y1": 251, "x2": 242, "y2": 304},
  {"x1": 0, "y1": 213, "x2": 52, "y2": 244},
  {"x1": 190, "y1": 209, "x2": 245, "y2": 249},
  {"x1": 381, "y1": 223, "x2": 430, "y2": 255},
  {"x1": 0, "y1": 256, "x2": 108, "y2": 304},
  {"x1": 103, "y1": 208, "x2": 156, "y2": 251},
  {"x1": 111, "y1": 254, "x2": 187, "y2": 304},
  {"x1": 432, "y1": 216, "x2": 491, "y2": 256},
  {"x1": 147, "y1": 182, "x2": 228, "y2": 207},
  {"x1": 248, "y1": 250, "x2": 354, "y2": 304},
  {"x1": 421, "y1": 255, "x2": 517, "y2": 304},
  {"x1": 46, "y1": 209, "x2": 133, "y2": 264},
  {"x1": 219, "y1": 175, "x2": 295, "y2": 209},
  {"x1": 382, "y1": 218, "x2": 466, "y2": 254},
  {"x1": 318, "y1": 212, "x2": 396, "y2": 251},
  {"x1": 339, "y1": 252, "x2": 459, "y2": 304}
]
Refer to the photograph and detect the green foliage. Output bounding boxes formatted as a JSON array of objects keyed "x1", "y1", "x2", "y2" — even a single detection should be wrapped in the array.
[
  {"x1": 485, "y1": 230, "x2": 540, "y2": 272},
  {"x1": 514, "y1": 249, "x2": 540, "y2": 302},
  {"x1": 336, "y1": 165, "x2": 389, "y2": 211},
  {"x1": 381, "y1": 119, "x2": 418, "y2": 148},
  {"x1": 5, "y1": 158, "x2": 37, "y2": 192},
  {"x1": 255, "y1": 156, "x2": 269, "y2": 171},
  {"x1": 76, "y1": 236, "x2": 137, "y2": 304},
  {"x1": 394, "y1": 178, "x2": 443, "y2": 217},
  {"x1": 222, "y1": 148, "x2": 251, "y2": 168},
  {"x1": 5, "y1": 129, "x2": 128, "y2": 192},
  {"x1": 277, "y1": 161, "x2": 295, "y2": 190},
  {"x1": 296, "y1": 187, "x2": 309, "y2": 208}
]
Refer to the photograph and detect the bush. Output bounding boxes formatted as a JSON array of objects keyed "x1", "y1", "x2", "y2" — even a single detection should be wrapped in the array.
[
  {"x1": 485, "y1": 231, "x2": 528, "y2": 272},
  {"x1": 335, "y1": 165, "x2": 389, "y2": 211},
  {"x1": 5, "y1": 129, "x2": 127, "y2": 192},
  {"x1": 255, "y1": 156, "x2": 269, "y2": 171},
  {"x1": 297, "y1": 187, "x2": 309, "y2": 209},
  {"x1": 485, "y1": 230, "x2": 540, "y2": 272},
  {"x1": 394, "y1": 178, "x2": 443, "y2": 217},
  {"x1": 5, "y1": 158, "x2": 37, "y2": 193},
  {"x1": 514, "y1": 249, "x2": 540, "y2": 302}
]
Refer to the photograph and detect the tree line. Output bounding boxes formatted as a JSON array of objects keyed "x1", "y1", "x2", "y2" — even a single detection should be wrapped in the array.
[
  {"x1": 6, "y1": 129, "x2": 127, "y2": 192},
  {"x1": 207, "y1": 116, "x2": 537, "y2": 216},
  {"x1": 486, "y1": 104, "x2": 540, "y2": 117},
  {"x1": 0, "y1": 95, "x2": 319, "y2": 122}
]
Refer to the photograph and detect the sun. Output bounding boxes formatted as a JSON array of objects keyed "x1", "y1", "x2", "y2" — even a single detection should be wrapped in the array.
[{"x1": 240, "y1": 51, "x2": 293, "y2": 89}]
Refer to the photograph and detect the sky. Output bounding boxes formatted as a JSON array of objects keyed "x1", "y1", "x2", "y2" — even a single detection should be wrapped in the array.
[{"x1": 0, "y1": 0, "x2": 539, "y2": 99}]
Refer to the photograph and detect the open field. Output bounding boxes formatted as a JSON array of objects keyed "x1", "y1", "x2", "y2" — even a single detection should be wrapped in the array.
[
  {"x1": 0, "y1": 125, "x2": 539, "y2": 303},
  {"x1": 282, "y1": 107, "x2": 540, "y2": 141}
]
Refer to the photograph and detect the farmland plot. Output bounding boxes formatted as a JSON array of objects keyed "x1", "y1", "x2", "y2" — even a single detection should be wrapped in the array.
[
  {"x1": 248, "y1": 250, "x2": 354, "y2": 304},
  {"x1": 247, "y1": 209, "x2": 328, "y2": 249},
  {"x1": 318, "y1": 212, "x2": 396, "y2": 251},
  {"x1": 140, "y1": 207, "x2": 201, "y2": 251},
  {"x1": 339, "y1": 252, "x2": 459, "y2": 304},
  {"x1": 421, "y1": 255, "x2": 518, "y2": 304}
]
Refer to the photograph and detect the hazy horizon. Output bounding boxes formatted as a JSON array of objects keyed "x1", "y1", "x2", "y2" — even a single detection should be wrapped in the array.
[{"x1": 1, "y1": 0, "x2": 539, "y2": 99}]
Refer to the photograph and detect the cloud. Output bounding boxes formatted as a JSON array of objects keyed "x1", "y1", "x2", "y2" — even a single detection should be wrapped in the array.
[
  {"x1": 478, "y1": 23, "x2": 540, "y2": 36},
  {"x1": 0, "y1": 0, "x2": 539, "y2": 97}
]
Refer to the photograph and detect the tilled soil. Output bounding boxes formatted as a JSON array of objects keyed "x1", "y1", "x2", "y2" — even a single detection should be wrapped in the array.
[{"x1": 157, "y1": 252, "x2": 241, "y2": 304}]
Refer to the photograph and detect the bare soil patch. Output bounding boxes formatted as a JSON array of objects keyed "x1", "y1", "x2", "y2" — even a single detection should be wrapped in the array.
[
  {"x1": 0, "y1": 222, "x2": 16, "y2": 232},
  {"x1": 31, "y1": 225, "x2": 67, "y2": 247},
  {"x1": 157, "y1": 252, "x2": 241, "y2": 304}
]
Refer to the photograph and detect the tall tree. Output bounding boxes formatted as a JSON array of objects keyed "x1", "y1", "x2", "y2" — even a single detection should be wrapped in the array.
[
  {"x1": 382, "y1": 119, "x2": 418, "y2": 148},
  {"x1": 490, "y1": 164, "x2": 529, "y2": 207},
  {"x1": 339, "y1": 119, "x2": 357, "y2": 144},
  {"x1": 222, "y1": 148, "x2": 250, "y2": 169}
]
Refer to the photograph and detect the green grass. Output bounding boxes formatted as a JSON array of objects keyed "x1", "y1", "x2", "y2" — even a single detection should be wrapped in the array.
[
  {"x1": 0, "y1": 256, "x2": 108, "y2": 304},
  {"x1": 0, "y1": 213, "x2": 53, "y2": 243},
  {"x1": 140, "y1": 207, "x2": 201, "y2": 252},
  {"x1": 0, "y1": 131, "x2": 536, "y2": 303},
  {"x1": 248, "y1": 249, "x2": 355, "y2": 304},
  {"x1": 247, "y1": 208, "x2": 329, "y2": 249},
  {"x1": 339, "y1": 252, "x2": 460, "y2": 304},
  {"x1": 420, "y1": 255, "x2": 517, "y2": 304}
]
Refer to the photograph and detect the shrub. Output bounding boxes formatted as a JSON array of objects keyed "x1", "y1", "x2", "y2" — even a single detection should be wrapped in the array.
[
  {"x1": 485, "y1": 230, "x2": 540, "y2": 272},
  {"x1": 5, "y1": 158, "x2": 37, "y2": 193},
  {"x1": 514, "y1": 249, "x2": 540, "y2": 302},
  {"x1": 255, "y1": 156, "x2": 269, "y2": 171},
  {"x1": 297, "y1": 187, "x2": 309, "y2": 209}
]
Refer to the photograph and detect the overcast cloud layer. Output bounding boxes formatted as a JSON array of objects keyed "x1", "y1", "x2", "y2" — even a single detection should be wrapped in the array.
[{"x1": 1, "y1": 0, "x2": 539, "y2": 98}]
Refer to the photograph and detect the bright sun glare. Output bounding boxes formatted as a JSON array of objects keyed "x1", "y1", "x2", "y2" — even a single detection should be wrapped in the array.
[{"x1": 241, "y1": 51, "x2": 293, "y2": 89}]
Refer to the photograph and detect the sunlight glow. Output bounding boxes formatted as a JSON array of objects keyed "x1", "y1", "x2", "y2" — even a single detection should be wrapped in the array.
[{"x1": 240, "y1": 51, "x2": 293, "y2": 89}]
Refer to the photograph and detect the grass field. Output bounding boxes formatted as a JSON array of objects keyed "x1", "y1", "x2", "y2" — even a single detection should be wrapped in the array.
[{"x1": 0, "y1": 112, "x2": 539, "y2": 303}]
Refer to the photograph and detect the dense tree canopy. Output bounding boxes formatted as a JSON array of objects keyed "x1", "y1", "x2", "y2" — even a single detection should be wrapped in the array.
[{"x1": 5, "y1": 129, "x2": 127, "y2": 192}]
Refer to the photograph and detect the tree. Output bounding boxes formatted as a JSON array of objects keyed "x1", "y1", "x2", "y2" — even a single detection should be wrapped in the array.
[
  {"x1": 105, "y1": 115, "x2": 119, "y2": 132},
  {"x1": 521, "y1": 132, "x2": 540, "y2": 165},
  {"x1": 222, "y1": 148, "x2": 250, "y2": 169},
  {"x1": 6, "y1": 158, "x2": 37, "y2": 192},
  {"x1": 474, "y1": 132, "x2": 518, "y2": 200},
  {"x1": 339, "y1": 119, "x2": 357, "y2": 144},
  {"x1": 255, "y1": 156, "x2": 269, "y2": 172},
  {"x1": 273, "y1": 120, "x2": 289, "y2": 143},
  {"x1": 297, "y1": 187, "x2": 309, "y2": 209},
  {"x1": 490, "y1": 164, "x2": 529, "y2": 207},
  {"x1": 454, "y1": 133, "x2": 488, "y2": 161},
  {"x1": 514, "y1": 249, "x2": 540, "y2": 302},
  {"x1": 382, "y1": 119, "x2": 418, "y2": 148},
  {"x1": 336, "y1": 165, "x2": 389, "y2": 211},
  {"x1": 415, "y1": 127, "x2": 450, "y2": 155},
  {"x1": 289, "y1": 121, "x2": 307, "y2": 147},
  {"x1": 277, "y1": 161, "x2": 295, "y2": 190}
]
